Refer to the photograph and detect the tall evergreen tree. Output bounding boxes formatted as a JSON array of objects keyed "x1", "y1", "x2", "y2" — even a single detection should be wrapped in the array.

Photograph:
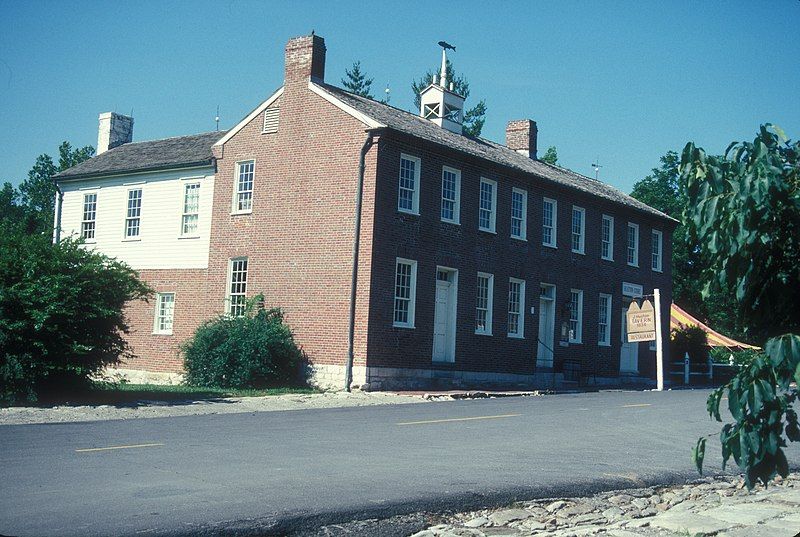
[
  {"x1": 411, "y1": 60, "x2": 487, "y2": 137},
  {"x1": 541, "y1": 146, "x2": 558, "y2": 165},
  {"x1": 341, "y1": 61, "x2": 374, "y2": 99}
]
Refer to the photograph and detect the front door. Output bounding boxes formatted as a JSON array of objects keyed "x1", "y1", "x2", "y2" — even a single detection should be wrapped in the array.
[
  {"x1": 620, "y1": 297, "x2": 639, "y2": 373},
  {"x1": 432, "y1": 268, "x2": 457, "y2": 362},
  {"x1": 537, "y1": 284, "x2": 555, "y2": 368}
]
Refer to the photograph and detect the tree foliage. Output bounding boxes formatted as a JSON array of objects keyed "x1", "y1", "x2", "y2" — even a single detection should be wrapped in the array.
[
  {"x1": 541, "y1": 146, "x2": 558, "y2": 165},
  {"x1": 341, "y1": 61, "x2": 374, "y2": 99},
  {"x1": 412, "y1": 60, "x2": 487, "y2": 137},
  {"x1": 682, "y1": 125, "x2": 800, "y2": 488}
]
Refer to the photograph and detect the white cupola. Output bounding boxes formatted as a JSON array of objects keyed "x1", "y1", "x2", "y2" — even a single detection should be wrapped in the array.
[{"x1": 419, "y1": 42, "x2": 465, "y2": 134}]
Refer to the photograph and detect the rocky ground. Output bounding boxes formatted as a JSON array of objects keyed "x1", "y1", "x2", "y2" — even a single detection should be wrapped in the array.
[{"x1": 401, "y1": 473, "x2": 800, "y2": 537}]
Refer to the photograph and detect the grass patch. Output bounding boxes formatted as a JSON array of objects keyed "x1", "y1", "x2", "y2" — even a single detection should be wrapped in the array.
[{"x1": 9, "y1": 382, "x2": 319, "y2": 408}]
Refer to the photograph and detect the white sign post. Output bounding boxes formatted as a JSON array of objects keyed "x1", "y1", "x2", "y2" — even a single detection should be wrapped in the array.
[{"x1": 654, "y1": 288, "x2": 664, "y2": 391}]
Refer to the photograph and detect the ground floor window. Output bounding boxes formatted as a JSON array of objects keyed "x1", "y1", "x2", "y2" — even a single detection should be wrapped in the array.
[
  {"x1": 508, "y1": 278, "x2": 525, "y2": 338},
  {"x1": 227, "y1": 258, "x2": 248, "y2": 317},
  {"x1": 153, "y1": 293, "x2": 175, "y2": 334},
  {"x1": 393, "y1": 258, "x2": 417, "y2": 328},
  {"x1": 598, "y1": 293, "x2": 611, "y2": 346},
  {"x1": 475, "y1": 272, "x2": 493, "y2": 335},
  {"x1": 569, "y1": 289, "x2": 583, "y2": 343}
]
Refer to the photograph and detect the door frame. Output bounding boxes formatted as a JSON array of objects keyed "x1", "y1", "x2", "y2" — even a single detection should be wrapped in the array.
[
  {"x1": 620, "y1": 295, "x2": 640, "y2": 373},
  {"x1": 432, "y1": 266, "x2": 458, "y2": 363},
  {"x1": 537, "y1": 283, "x2": 556, "y2": 368}
]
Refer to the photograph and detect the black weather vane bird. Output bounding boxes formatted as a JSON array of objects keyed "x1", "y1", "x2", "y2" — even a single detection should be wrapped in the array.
[{"x1": 438, "y1": 41, "x2": 456, "y2": 51}]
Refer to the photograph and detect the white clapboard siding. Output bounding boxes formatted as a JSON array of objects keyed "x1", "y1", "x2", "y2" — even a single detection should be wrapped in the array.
[{"x1": 59, "y1": 167, "x2": 215, "y2": 269}]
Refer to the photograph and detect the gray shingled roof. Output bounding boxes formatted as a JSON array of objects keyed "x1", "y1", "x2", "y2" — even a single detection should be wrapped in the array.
[
  {"x1": 317, "y1": 83, "x2": 674, "y2": 223},
  {"x1": 55, "y1": 131, "x2": 226, "y2": 180}
]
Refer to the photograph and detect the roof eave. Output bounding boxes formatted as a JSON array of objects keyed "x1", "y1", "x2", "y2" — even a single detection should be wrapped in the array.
[{"x1": 54, "y1": 160, "x2": 215, "y2": 182}]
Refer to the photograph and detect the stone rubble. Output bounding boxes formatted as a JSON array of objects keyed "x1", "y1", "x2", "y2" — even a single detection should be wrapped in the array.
[{"x1": 408, "y1": 473, "x2": 800, "y2": 537}]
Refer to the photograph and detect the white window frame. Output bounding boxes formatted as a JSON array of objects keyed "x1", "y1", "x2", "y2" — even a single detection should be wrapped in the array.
[
  {"x1": 398, "y1": 154, "x2": 421, "y2": 215},
  {"x1": 478, "y1": 177, "x2": 497, "y2": 233},
  {"x1": 226, "y1": 257, "x2": 248, "y2": 317},
  {"x1": 507, "y1": 278, "x2": 525, "y2": 338},
  {"x1": 124, "y1": 188, "x2": 143, "y2": 239},
  {"x1": 542, "y1": 197, "x2": 557, "y2": 248},
  {"x1": 598, "y1": 293, "x2": 612, "y2": 346},
  {"x1": 81, "y1": 192, "x2": 97, "y2": 241},
  {"x1": 475, "y1": 272, "x2": 494, "y2": 335},
  {"x1": 652, "y1": 229, "x2": 663, "y2": 272},
  {"x1": 393, "y1": 258, "x2": 417, "y2": 328},
  {"x1": 440, "y1": 166, "x2": 461, "y2": 224},
  {"x1": 569, "y1": 289, "x2": 583, "y2": 344},
  {"x1": 627, "y1": 223, "x2": 640, "y2": 267},
  {"x1": 601, "y1": 214, "x2": 614, "y2": 261},
  {"x1": 511, "y1": 187, "x2": 528, "y2": 240},
  {"x1": 232, "y1": 160, "x2": 255, "y2": 214},
  {"x1": 180, "y1": 181, "x2": 201, "y2": 237},
  {"x1": 153, "y1": 292, "x2": 175, "y2": 335},
  {"x1": 571, "y1": 205, "x2": 585, "y2": 254}
]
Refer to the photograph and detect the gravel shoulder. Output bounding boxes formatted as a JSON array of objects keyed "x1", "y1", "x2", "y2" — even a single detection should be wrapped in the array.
[{"x1": 0, "y1": 390, "x2": 428, "y2": 425}]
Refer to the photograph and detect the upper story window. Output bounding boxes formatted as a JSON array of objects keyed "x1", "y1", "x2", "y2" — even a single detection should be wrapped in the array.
[
  {"x1": 475, "y1": 272, "x2": 494, "y2": 335},
  {"x1": 652, "y1": 229, "x2": 663, "y2": 272},
  {"x1": 571, "y1": 206, "x2": 585, "y2": 254},
  {"x1": 627, "y1": 223, "x2": 639, "y2": 267},
  {"x1": 507, "y1": 278, "x2": 525, "y2": 338},
  {"x1": 125, "y1": 188, "x2": 142, "y2": 238},
  {"x1": 153, "y1": 292, "x2": 175, "y2": 335},
  {"x1": 511, "y1": 188, "x2": 527, "y2": 240},
  {"x1": 440, "y1": 166, "x2": 461, "y2": 224},
  {"x1": 478, "y1": 178, "x2": 497, "y2": 233},
  {"x1": 233, "y1": 160, "x2": 254, "y2": 214},
  {"x1": 601, "y1": 214, "x2": 614, "y2": 261},
  {"x1": 262, "y1": 107, "x2": 280, "y2": 134},
  {"x1": 393, "y1": 258, "x2": 417, "y2": 328},
  {"x1": 569, "y1": 289, "x2": 583, "y2": 343},
  {"x1": 542, "y1": 197, "x2": 557, "y2": 248},
  {"x1": 227, "y1": 257, "x2": 248, "y2": 317},
  {"x1": 398, "y1": 154, "x2": 420, "y2": 214},
  {"x1": 181, "y1": 182, "x2": 200, "y2": 236},
  {"x1": 598, "y1": 293, "x2": 612, "y2": 346},
  {"x1": 81, "y1": 193, "x2": 97, "y2": 240}
]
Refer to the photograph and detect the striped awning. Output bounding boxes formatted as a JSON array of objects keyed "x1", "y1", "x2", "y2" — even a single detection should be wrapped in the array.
[{"x1": 670, "y1": 303, "x2": 760, "y2": 350}]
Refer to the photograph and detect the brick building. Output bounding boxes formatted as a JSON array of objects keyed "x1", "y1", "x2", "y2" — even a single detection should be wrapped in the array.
[{"x1": 55, "y1": 34, "x2": 676, "y2": 390}]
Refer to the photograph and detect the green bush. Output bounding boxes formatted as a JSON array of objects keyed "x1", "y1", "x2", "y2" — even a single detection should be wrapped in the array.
[
  {"x1": 671, "y1": 324, "x2": 709, "y2": 365},
  {"x1": 182, "y1": 298, "x2": 302, "y2": 389},
  {"x1": 0, "y1": 223, "x2": 151, "y2": 404}
]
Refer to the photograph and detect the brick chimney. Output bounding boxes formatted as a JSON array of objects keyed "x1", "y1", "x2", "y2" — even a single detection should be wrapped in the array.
[
  {"x1": 505, "y1": 119, "x2": 538, "y2": 159},
  {"x1": 97, "y1": 112, "x2": 133, "y2": 155},
  {"x1": 285, "y1": 34, "x2": 326, "y2": 86}
]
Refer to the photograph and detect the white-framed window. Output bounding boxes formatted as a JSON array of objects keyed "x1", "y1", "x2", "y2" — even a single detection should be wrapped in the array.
[
  {"x1": 475, "y1": 272, "x2": 494, "y2": 335},
  {"x1": 398, "y1": 154, "x2": 420, "y2": 214},
  {"x1": 571, "y1": 206, "x2": 585, "y2": 253},
  {"x1": 81, "y1": 193, "x2": 97, "y2": 240},
  {"x1": 627, "y1": 223, "x2": 639, "y2": 267},
  {"x1": 153, "y1": 292, "x2": 175, "y2": 335},
  {"x1": 569, "y1": 289, "x2": 583, "y2": 343},
  {"x1": 227, "y1": 257, "x2": 248, "y2": 317},
  {"x1": 125, "y1": 188, "x2": 142, "y2": 238},
  {"x1": 511, "y1": 187, "x2": 527, "y2": 240},
  {"x1": 601, "y1": 214, "x2": 614, "y2": 261},
  {"x1": 598, "y1": 293, "x2": 612, "y2": 346},
  {"x1": 393, "y1": 258, "x2": 417, "y2": 328},
  {"x1": 262, "y1": 107, "x2": 279, "y2": 134},
  {"x1": 507, "y1": 278, "x2": 525, "y2": 338},
  {"x1": 440, "y1": 166, "x2": 461, "y2": 224},
  {"x1": 542, "y1": 197, "x2": 557, "y2": 248},
  {"x1": 181, "y1": 182, "x2": 200, "y2": 236},
  {"x1": 478, "y1": 178, "x2": 497, "y2": 232},
  {"x1": 652, "y1": 229, "x2": 663, "y2": 272},
  {"x1": 233, "y1": 160, "x2": 255, "y2": 213}
]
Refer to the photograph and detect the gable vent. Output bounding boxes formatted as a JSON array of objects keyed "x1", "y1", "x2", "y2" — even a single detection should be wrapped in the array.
[{"x1": 262, "y1": 107, "x2": 280, "y2": 134}]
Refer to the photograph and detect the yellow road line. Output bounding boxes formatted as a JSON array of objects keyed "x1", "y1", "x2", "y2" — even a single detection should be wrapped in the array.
[
  {"x1": 397, "y1": 413, "x2": 521, "y2": 426},
  {"x1": 621, "y1": 403, "x2": 652, "y2": 408},
  {"x1": 75, "y1": 443, "x2": 164, "y2": 453}
]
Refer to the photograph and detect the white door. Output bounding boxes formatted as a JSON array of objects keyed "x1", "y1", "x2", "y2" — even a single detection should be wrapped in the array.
[
  {"x1": 620, "y1": 298, "x2": 639, "y2": 373},
  {"x1": 433, "y1": 269, "x2": 456, "y2": 362},
  {"x1": 537, "y1": 284, "x2": 555, "y2": 368}
]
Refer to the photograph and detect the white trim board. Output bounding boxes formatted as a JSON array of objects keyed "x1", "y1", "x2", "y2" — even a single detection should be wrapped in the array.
[{"x1": 308, "y1": 82, "x2": 385, "y2": 129}]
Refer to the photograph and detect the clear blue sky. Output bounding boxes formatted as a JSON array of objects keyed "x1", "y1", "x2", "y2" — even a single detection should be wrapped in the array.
[{"x1": 2, "y1": 1, "x2": 798, "y2": 193}]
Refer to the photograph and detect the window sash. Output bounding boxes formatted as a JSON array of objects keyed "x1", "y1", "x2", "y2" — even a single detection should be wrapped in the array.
[
  {"x1": 652, "y1": 230, "x2": 663, "y2": 271},
  {"x1": 598, "y1": 294, "x2": 611, "y2": 346},
  {"x1": 236, "y1": 161, "x2": 254, "y2": 212},
  {"x1": 507, "y1": 278, "x2": 524, "y2": 337},
  {"x1": 627, "y1": 223, "x2": 639, "y2": 266},
  {"x1": 569, "y1": 289, "x2": 583, "y2": 343},
  {"x1": 81, "y1": 193, "x2": 97, "y2": 239},
  {"x1": 511, "y1": 188, "x2": 527, "y2": 239},
  {"x1": 475, "y1": 273, "x2": 493, "y2": 334},
  {"x1": 393, "y1": 259, "x2": 416, "y2": 327},
  {"x1": 398, "y1": 156, "x2": 419, "y2": 213},
  {"x1": 479, "y1": 179, "x2": 496, "y2": 231},
  {"x1": 571, "y1": 206, "x2": 585, "y2": 253},
  {"x1": 228, "y1": 258, "x2": 248, "y2": 317},
  {"x1": 182, "y1": 183, "x2": 200, "y2": 235},
  {"x1": 601, "y1": 215, "x2": 613, "y2": 260},
  {"x1": 542, "y1": 198, "x2": 556, "y2": 246},
  {"x1": 125, "y1": 189, "x2": 142, "y2": 238},
  {"x1": 155, "y1": 293, "x2": 175, "y2": 334},
  {"x1": 440, "y1": 167, "x2": 460, "y2": 223}
]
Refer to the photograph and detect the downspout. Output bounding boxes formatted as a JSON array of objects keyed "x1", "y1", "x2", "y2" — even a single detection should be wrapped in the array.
[
  {"x1": 52, "y1": 177, "x2": 63, "y2": 244},
  {"x1": 345, "y1": 128, "x2": 381, "y2": 392}
]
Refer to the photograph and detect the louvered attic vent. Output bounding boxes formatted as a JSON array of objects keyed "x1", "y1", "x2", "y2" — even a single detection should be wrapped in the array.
[{"x1": 262, "y1": 107, "x2": 280, "y2": 134}]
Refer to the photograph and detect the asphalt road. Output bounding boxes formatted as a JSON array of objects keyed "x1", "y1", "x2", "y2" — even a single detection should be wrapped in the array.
[{"x1": 1, "y1": 389, "x2": 797, "y2": 536}]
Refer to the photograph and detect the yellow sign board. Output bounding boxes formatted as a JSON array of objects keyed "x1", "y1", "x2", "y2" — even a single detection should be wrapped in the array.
[{"x1": 627, "y1": 299, "x2": 656, "y2": 342}]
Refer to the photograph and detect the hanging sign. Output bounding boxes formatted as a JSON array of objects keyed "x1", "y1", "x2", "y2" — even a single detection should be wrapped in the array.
[{"x1": 626, "y1": 299, "x2": 656, "y2": 342}]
